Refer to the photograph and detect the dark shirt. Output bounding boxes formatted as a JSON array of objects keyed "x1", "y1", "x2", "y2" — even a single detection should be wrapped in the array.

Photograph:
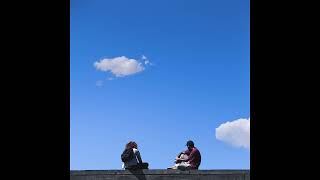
[{"x1": 184, "y1": 147, "x2": 201, "y2": 169}]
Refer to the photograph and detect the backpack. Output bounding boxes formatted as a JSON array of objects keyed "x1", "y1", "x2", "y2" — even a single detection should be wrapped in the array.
[{"x1": 121, "y1": 148, "x2": 134, "y2": 162}]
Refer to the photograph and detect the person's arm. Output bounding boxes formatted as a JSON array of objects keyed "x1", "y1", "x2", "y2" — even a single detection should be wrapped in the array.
[
  {"x1": 175, "y1": 152, "x2": 184, "y2": 163},
  {"x1": 176, "y1": 151, "x2": 185, "y2": 159},
  {"x1": 135, "y1": 149, "x2": 143, "y2": 163},
  {"x1": 181, "y1": 149, "x2": 195, "y2": 162},
  {"x1": 176, "y1": 150, "x2": 191, "y2": 162}
]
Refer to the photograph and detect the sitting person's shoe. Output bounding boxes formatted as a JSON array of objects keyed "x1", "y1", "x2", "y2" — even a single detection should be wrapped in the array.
[{"x1": 167, "y1": 165, "x2": 178, "y2": 169}]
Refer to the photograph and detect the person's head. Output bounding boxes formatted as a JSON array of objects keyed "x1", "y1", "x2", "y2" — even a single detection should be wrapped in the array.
[
  {"x1": 186, "y1": 140, "x2": 194, "y2": 151},
  {"x1": 125, "y1": 141, "x2": 138, "y2": 150},
  {"x1": 132, "y1": 141, "x2": 138, "y2": 149}
]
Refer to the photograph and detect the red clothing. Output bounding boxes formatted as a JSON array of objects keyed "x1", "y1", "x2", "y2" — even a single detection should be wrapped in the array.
[{"x1": 184, "y1": 147, "x2": 201, "y2": 169}]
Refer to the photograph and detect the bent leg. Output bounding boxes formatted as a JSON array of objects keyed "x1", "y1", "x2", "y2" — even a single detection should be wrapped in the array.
[
  {"x1": 140, "y1": 162, "x2": 149, "y2": 169},
  {"x1": 176, "y1": 162, "x2": 191, "y2": 170}
]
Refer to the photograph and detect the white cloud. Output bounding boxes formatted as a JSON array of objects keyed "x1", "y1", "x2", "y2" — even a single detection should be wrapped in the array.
[
  {"x1": 142, "y1": 55, "x2": 147, "y2": 60},
  {"x1": 216, "y1": 118, "x2": 250, "y2": 149},
  {"x1": 107, "y1": 77, "x2": 114, "y2": 81},
  {"x1": 94, "y1": 56, "x2": 145, "y2": 77},
  {"x1": 141, "y1": 55, "x2": 152, "y2": 65}
]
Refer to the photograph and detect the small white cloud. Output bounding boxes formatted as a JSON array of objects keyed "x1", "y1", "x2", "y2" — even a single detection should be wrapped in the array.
[
  {"x1": 216, "y1": 118, "x2": 250, "y2": 149},
  {"x1": 141, "y1": 55, "x2": 152, "y2": 65},
  {"x1": 96, "y1": 80, "x2": 104, "y2": 87},
  {"x1": 107, "y1": 77, "x2": 114, "y2": 81},
  {"x1": 94, "y1": 56, "x2": 145, "y2": 77},
  {"x1": 142, "y1": 55, "x2": 147, "y2": 60}
]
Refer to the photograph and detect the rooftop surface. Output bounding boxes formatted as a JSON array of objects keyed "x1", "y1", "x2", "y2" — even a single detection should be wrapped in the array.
[{"x1": 71, "y1": 170, "x2": 250, "y2": 180}]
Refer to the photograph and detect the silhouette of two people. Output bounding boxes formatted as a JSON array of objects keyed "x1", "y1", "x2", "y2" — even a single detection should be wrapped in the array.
[{"x1": 121, "y1": 140, "x2": 201, "y2": 170}]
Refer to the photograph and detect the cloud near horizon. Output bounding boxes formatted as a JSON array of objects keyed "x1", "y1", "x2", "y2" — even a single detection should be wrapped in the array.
[
  {"x1": 94, "y1": 56, "x2": 145, "y2": 77},
  {"x1": 216, "y1": 118, "x2": 250, "y2": 149}
]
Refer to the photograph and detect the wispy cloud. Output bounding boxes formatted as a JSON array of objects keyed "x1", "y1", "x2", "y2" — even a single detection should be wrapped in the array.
[
  {"x1": 94, "y1": 56, "x2": 145, "y2": 77},
  {"x1": 216, "y1": 118, "x2": 250, "y2": 149},
  {"x1": 142, "y1": 55, "x2": 147, "y2": 60},
  {"x1": 96, "y1": 80, "x2": 104, "y2": 87},
  {"x1": 141, "y1": 55, "x2": 152, "y2": 65},
  {"x1": 144, "y1": 60, "x2": 150, "y2": 65}
]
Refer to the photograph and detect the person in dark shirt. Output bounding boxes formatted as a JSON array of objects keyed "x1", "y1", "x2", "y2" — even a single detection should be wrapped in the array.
[
  {"x1": 172, "y1": 140, "x2": 201, "y2": 170},
  {"x1": 121, "y1": 141, "x2": 149, "y2": 170}
]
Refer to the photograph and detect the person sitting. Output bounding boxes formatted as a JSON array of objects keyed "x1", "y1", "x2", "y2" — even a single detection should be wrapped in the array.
[
  {"x1": 169, "y1": 140, "x2": 201, "y2": 170},
  {"x1": 168, "y1": 152, "x2": 189, "y2": 169},
  {"x1": 121, "y1": 141, "x2": 149, "y2": 170}
]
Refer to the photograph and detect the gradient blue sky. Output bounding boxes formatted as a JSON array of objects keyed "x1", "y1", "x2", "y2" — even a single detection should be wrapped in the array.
[{"x1": 71, "y1": 0, "x2": 250, "y2": 170}]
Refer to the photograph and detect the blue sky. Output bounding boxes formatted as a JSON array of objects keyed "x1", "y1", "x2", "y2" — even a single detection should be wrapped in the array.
[{"x1": 70, "y1": 0, "x2": 250, "y2": 170}]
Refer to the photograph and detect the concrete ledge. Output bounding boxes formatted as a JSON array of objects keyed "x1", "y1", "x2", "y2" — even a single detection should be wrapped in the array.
[{"x1": 70, "y1": 170, "x2": 250, "y2": 180}]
